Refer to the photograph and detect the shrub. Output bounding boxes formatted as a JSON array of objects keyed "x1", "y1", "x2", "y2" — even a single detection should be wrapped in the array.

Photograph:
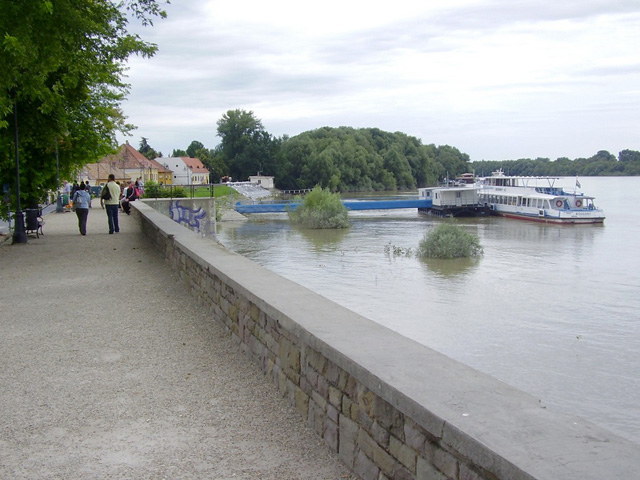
[
  {"x1": 288, "y1": 186, "x2": 349, "y2": 229},
  {"x1": 417, "y1": 223, "x2": 483, "y2": 259}
]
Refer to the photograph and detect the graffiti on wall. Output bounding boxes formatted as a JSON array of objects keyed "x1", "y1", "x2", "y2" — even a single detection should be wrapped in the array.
[{"x1": 169, "y1": 200, "x2": 207, "y2": 231}]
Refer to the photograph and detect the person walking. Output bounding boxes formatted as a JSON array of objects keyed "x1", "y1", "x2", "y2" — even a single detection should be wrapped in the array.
[
  {"x1": 72, "y1": 183, "x2": 92, "y2": 235},
  {"x1": 102, "y1": 174, "x2": 121, "y2": 234}
]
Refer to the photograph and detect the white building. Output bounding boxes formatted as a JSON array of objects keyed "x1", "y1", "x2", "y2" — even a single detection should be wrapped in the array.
[
  {"x1": 157, "y1": 157, "x2": 210, "y2": 185},
  {"x1": 248, "y1": 175, "x2": 274, "y2": 189}
]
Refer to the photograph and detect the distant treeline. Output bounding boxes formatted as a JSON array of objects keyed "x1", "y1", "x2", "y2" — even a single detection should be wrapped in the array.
[
  {"x1": 162, "y1": 110, "x2": 640, "y2": 192},
  {"x1": 470, "y1": 150, "x2": 640, "y2": 178}
]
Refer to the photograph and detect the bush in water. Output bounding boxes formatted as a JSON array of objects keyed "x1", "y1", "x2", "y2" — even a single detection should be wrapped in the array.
[
  {"x1": 288, "y1": 186, "x2": 349, "y2": 229},
  {"x1": 417, "y1": 223, "x2": 483, "y2": 259}
]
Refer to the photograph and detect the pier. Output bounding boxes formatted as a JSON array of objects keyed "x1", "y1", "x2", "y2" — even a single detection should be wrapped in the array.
[{"x1": 235, "y1": 198, "x2": 432, "y2": 214}]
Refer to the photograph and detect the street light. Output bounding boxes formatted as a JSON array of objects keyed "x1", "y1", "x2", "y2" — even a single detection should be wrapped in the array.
[
  {"x1": 55, "y1": 139, "x2": 63, "y2": 213},
  {"x1": 12, "y1": 94, "x2": 27, "y2": 244}
]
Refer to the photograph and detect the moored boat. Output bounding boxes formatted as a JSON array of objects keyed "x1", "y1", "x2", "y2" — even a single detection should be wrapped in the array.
[
  {"x1": 476, "y1": 170, "x2": 605, "y2": 224},
  {"x1": 417, "y1": 185, "x2": 490, "y2": 217}
]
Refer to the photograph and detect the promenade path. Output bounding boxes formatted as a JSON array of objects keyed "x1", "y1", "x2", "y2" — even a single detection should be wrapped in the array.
[{"x1": 0, "y1": 201, "x2": 355, "y2": 479}]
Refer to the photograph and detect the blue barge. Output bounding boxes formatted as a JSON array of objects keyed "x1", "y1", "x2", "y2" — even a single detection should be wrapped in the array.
[{"x1": 235, "y1": 198, "x2": 432, "y2": 214}]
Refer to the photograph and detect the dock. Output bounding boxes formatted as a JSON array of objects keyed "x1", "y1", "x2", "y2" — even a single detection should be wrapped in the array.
[{"x1": 235, "y1": 198, "x2": 432, "y2": 214}]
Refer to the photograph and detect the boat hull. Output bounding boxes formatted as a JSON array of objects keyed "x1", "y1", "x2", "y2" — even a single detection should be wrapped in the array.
[{"x1": 492, "y1": 209, "x2": 605, "y2": 224}]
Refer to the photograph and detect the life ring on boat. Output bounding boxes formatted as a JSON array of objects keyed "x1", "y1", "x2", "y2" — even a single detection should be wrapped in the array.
[
  {"x1": 555, "y1": 199, "x2": 563, "y2": 208},
  {"x1": 575, "y1": 199, "x2": 583, "y2": 208}
]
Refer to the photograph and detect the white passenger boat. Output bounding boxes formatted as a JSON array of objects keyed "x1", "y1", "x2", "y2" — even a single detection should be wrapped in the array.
[{"x1": 476, "y1": 170, "x2": 605, "y2": 224}]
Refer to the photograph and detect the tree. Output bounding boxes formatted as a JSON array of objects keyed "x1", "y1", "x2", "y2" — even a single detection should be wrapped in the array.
[
  {"x1": 171, "y1": 148, "x2": 187, "y2": 157},
  {"x1": 186, "y1": 140, "x2": 204, "y2": 158},
  {"x1": 139, "y1": 137, "x2": 161, "y2": 160},
  {"x1": 0, "y1": 0, "x2": 166, "y2": 214},
  {"x1": 216, "y1": 109, "x2": 277, "y2": 180}
]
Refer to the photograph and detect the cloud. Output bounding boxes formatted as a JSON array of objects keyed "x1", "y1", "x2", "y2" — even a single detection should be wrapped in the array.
[{"x1": 118, "y1": 0, "x2": 640, "y2": 161}]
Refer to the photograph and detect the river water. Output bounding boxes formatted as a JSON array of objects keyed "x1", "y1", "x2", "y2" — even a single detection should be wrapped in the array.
[{"x1": 215, "y1": 177, "x2": 640, "y2": 444}]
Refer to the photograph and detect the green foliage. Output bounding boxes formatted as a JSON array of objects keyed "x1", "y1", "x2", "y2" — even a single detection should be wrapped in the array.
[
  {"x1": 186, "y1": 140, "x2": 204, "y2": 158},
  {"x1": 0, "y1": 0, "x2": 165, "y2": 215},
  {"x1": 143, "y1": 181, "x2": 186, "y2": 198},
  {"x1": 216, "y1": 109, "x2": 279, "y2": 181},
  {"x1": 417, "y1": 223, "x2": 483, "y2": 259},
  {"x1": 139, "y1": 137, "x2": 161, "y2": 160},
  {"x1": 471, "y1": 149, "x2": 640, "y2": 177},
  {"x1": 275, "y1": 127, "x2": 456, "y2": 192},
  {"x1": 288, "y1": 186, "x2": 349, "y2": 229}
]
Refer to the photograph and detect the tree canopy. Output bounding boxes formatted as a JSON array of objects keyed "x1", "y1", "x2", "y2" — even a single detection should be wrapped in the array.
[
  {"x1": 216, "y1": 109, "x2": 279, "y2": 181},
  {"x1": 275, "y1": 127, "x2": 465, "y2": 191},
  {"x1": 1, "y1": 0, "x2": 166, "y2": 210},
  {"x1": 139, "y1": 137, "x2": 162, "y2": 160}
]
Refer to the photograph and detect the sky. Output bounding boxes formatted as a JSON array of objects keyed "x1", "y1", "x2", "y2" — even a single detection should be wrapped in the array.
[{"x1": 118, "y1": 0, "x2": 640, "y2": 162}]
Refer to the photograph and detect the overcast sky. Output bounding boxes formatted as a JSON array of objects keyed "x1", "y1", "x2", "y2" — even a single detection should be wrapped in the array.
[{"x1": 118, "y1": 0, "x2": 640, "y2": 162}]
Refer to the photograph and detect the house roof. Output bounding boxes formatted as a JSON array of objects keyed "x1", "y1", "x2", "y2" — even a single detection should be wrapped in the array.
[
  {"x1": 181, "y1": 157, "x2": 210, "y2": 174},
  {"x1": 146, "y1": 157, "x2": 172, "y2": 173},
  {"x1": 81, "y1": 163, "x2": 127, "y2": 182},
  {"x1": 98, "y1": 142, "x2": 155, "y2": 169}
]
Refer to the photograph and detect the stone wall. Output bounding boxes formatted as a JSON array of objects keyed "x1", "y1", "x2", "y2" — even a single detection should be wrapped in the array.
[
  {"x1": 143, "y1": 198, "x2": 216, "y2": 237},
  {"x1": 132, "y1": 201, "x2": 640, "y2": 480}
]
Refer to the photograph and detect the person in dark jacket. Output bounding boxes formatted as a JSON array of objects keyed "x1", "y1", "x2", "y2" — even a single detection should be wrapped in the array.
[{"x1": 121, "y1": 181, "x2": 138, "y2": 215}]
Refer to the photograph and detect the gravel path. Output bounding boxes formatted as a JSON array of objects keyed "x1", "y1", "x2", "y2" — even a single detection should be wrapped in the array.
[{"x1": 0, "y1": 202, "x2": 355, "y2": 479}]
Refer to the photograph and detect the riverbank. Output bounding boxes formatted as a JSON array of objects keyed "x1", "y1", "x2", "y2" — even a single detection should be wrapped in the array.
[{"x1": 0, "y1": 201, "x2": 355, "y2": 479}]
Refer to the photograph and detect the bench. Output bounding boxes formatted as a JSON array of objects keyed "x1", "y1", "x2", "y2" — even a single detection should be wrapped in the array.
[{"x1": 25, "y1": 209, "x2": 44, "y2": 238}]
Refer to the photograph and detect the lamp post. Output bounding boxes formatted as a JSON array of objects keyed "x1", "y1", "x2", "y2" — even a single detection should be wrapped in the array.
[
  {"x1": 12, "y1": 95, "x2": 27, "y2": 244},
  {"x1": 55, "y1": 139, "x2": 63, "y2": 212}
]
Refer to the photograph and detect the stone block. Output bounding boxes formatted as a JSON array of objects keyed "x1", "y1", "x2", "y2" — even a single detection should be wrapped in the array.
[
  {"x1": 311, "y1": 390, "x2": 327, "y2": 412},
  {"x1": 324, "y1": 417, "x2": 339, "y2": 452},
  {"x1": 433, "y1": 446, "x2": 457, "y2": 479},
  {"x1": 373, "y1": 396, "x2": 404, "y2": 439},
  {"x1": 344, "y1": 373, "x2": 358, "y2": 398},
  {"x1": 371, "y1": 421, "x2": 390, "y2": 448},
  {"x1": 357, "y1": 429, "x2": 389, "y2": 470},
  {"x1": 405, "y1": 417, "x2": 427, "y2": 452},
  {"x1": 416, "y1": 456, "x2": 447, "y2": 480},
  {"x1": 228, "y1": 304, "x2": 238, "y2": 322},
  {"x1": 329, "y1": 385, "x2": 342, "y2": 408},
  {"x1": 359, "y1": 388, "x2": 375, "y2": 417},
  {"x1": 357, "y1": 404, "x2": 374, "y2": 431},
  {"x1": 354, "y1": 450, "x2": 381, "y2": 480},
  {"x1": 337, "y1": 368, "x2": 349, "y2": 390},
  {"x1": 307, "y1": 347, "x2": 327, "y2": 374},
  {"x1": 249, "y1": 303, "x2": 260, "y2": 322},
  {"x1": 308, "y1": 397, "x2": 324, "y2": 436},
  {"x1": 294, "y1": 385, "x2": 309, "y2": 418},
  {"x1": 317, "y1": 373, "x2": 329, "y2": 399},
  {"x1": 390, "y1": 435, "x2": 417, "y2": 473},
  {"x1": 338, "y1": 413, "x2": 359, "y2": 467},
  {"x1": 325, "y1": 361, "x2": 340, "y2": 384},
  {"x1": 327, "y1": 402, "x2": 340, "y2": 423}
]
